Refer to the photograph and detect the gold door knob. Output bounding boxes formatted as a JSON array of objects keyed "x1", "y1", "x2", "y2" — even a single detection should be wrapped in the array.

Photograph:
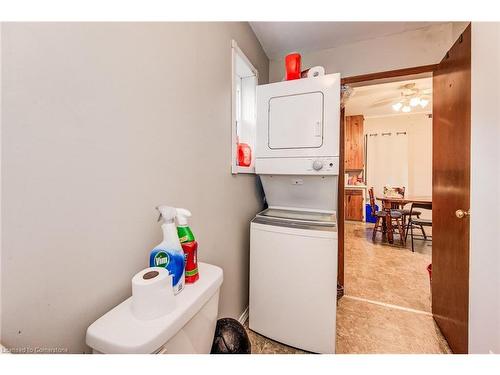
[{"x1": 455, "y1": 209, "x2": 470, "y2": 219}]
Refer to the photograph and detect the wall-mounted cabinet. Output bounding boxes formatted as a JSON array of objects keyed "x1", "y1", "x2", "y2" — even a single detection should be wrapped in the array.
[
  {"x1": 345, "y1": 115, "x2": 364, "y2": 170},
  {"x1": 231, "y1": 40, "x2": 258, "y2": 174}
]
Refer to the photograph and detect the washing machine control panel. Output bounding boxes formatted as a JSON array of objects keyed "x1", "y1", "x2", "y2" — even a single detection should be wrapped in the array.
[
  {"x1": 255, "y1": 157, "x2": 339, "y2": 175},
  {"x1": 309, "y1": 158, "x2": 339, "y2": 174},
  {"x1": 309, "y1": 158, "x2": 337, "y2": 173}
]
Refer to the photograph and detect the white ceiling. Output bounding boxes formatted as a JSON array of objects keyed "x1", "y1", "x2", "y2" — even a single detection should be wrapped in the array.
[
  {"x1": 345, "y1": 77, "x2": 433, "y2": 118},
  {"x1": 249, "y1": 22, "x2": 445, "y2": 60}
]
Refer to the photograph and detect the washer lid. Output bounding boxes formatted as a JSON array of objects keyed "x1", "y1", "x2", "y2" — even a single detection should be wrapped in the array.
[
  {"x1": 85, "y1": 263, "x2": 223, "y2": 354},
  {"x1": 258, "y1": 208, "x2": 336, "y2": 224},
  {"x1": 254, "y1": 208, "x2": 337, "y2": 231},
  {"x1": 252, "y1": 208, "x2": 337, "y2": 232}
]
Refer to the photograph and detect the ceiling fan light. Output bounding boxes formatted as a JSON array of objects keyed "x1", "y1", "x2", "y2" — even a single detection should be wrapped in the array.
[
  {"x1": 402, "y1": 105, "x2": 411, "y2": 113},
  {"x1": 410, "y1": 97, "x2": 421, "y2": 107},
  {"x1": 392, "y1": 102, "x2": 403, "y2": 111},
  {"x1": 419, "y1": 98, "x2": 430, "y2": 108}
]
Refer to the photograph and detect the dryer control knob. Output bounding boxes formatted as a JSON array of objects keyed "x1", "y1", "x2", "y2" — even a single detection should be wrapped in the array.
[{"x1": 312, "y1": 160, "x2": 324, "y2": 171}]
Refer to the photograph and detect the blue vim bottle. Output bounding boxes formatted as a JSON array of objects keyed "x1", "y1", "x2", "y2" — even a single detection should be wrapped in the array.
[{"x1": 149, "y1": 205, "x2": 185, "y2": 294}]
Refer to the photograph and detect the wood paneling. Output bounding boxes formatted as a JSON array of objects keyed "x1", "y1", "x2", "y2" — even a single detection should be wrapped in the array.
[
  {"x1": 341, "y1": 64, "x2": 438, "y2": 85},
  {"x1": 432, "y1": 24, "x2": 471, "y2": 354},
  {"x1": 345, "y1": 115, "x2": 364, "y2": 170},
  {"x1": 345, "y1": 189, "x2": 364, "y2": 221},
  {"x1": 338, "y1": 107, "x2": 345, "y2": 289}
]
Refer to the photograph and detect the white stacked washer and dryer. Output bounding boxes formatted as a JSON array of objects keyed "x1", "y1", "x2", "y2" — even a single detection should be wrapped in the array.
[{"x1": 249, "y1": 73, "x2": 340, "y2": 354}]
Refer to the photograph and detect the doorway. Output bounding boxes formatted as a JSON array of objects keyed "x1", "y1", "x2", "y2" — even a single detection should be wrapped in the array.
[
  {"x1": 337, "y1": 24, "x2": 471, "y2": 354},
  {"x1": 337, "y1": 73, "x2": 443, "y2": 353}
]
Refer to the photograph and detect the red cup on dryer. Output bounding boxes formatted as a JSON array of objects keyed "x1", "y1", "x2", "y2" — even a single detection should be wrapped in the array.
[{"x1": 285, "y1": 53, "x2": 301, "y2": 80}]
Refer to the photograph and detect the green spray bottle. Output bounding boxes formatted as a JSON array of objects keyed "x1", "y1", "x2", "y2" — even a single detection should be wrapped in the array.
[{"x1": 176, "y1": 208, "x2": 199, "y2": 283}]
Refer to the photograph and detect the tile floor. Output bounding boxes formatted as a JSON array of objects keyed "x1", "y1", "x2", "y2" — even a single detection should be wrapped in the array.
[
  {"x1": 344, "y1": 220, "x2": 432, "y2": 312},
  {"x1": 245, "y1": 221, "x2": 451, "y2": 354}
]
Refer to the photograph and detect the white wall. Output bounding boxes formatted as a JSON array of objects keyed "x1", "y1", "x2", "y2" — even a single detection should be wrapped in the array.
[
  {"x1": 269, "y1": 22, "x2": 469, "y2": 82},
  {"x1": 363, "y1": 114, "x2": 432, "y2": 198},
  {"x1": 0, "y1": 24, "x2": 2, "y2": 347},
  {"x1": 469, "y1": 22, "x2": 500, "y2": 354},
  {"x1": 1, "y1": 22, "x2": 268, "y2": 353}
]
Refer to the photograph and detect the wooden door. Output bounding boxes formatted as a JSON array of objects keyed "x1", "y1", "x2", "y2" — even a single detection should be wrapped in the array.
[
  {"x1": 432, "y1": 24, "x2": 471, "y2": 354},
  {"x1": 345, "y1": 189, "x2": 363, "y2": 221},
  {"x1": 344, "y1": 115, "x2": 364, "y2": 170}
]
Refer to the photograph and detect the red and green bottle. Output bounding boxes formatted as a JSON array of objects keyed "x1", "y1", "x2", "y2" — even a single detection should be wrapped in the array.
[{"x1": 176, "y1": 208, "x2": 199, "y2": 284}]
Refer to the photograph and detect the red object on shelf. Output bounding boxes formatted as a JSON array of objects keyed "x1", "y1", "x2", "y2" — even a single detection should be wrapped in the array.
[
  {"x1": 237, "y1": 142, "x2": 252, "y2": 167},
  {"x1": 285, "y1": 53, "x2": 301, "y2": 80}
]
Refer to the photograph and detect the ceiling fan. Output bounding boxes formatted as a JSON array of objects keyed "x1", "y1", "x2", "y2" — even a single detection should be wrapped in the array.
[{"x1": 371, "y1": 83, "x2": 432, "y2": 112}]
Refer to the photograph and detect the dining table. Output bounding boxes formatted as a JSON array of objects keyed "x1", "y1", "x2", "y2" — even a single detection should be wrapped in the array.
[{"x1": 375, "y1": 195, "x2": 432, "y2": 244}]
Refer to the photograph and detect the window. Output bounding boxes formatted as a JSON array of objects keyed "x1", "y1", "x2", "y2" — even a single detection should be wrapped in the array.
[{"x1": 231, "y1": 40, "x2": 258, "y2": 174}]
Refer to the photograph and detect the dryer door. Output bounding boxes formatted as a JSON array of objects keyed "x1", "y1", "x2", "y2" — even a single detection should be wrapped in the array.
[
  {"x1": 256, "y1": 73, "x2": 340, "y2": 159},
  {"x1": 268, "y1": 92, "x2": 324, "y2": 149}
]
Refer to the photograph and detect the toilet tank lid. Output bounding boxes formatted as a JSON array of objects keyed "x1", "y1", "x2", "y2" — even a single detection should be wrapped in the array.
[{"x1": 86, "y1": 262, "x2": 223, "y2": 354}]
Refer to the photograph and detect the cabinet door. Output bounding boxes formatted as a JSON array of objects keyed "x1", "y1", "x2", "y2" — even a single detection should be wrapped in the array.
[
  {"x1": 268, "y1": 92, "x2": 324, "y2": 149},
  {"x1": 345, "y1": 115, "x2": 364, "y2": 170},
  {"x1": 345, "y1": 190, "x2": 363, "y2": 221}
]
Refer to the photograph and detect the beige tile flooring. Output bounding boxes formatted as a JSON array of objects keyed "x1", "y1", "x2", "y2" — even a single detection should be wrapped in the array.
[
  {"x1": 245, "y1": 221, "x2": 451, "y2": 354},
  {"x1": 345, "y1": 220, "x2": 432, "y2": 312}
]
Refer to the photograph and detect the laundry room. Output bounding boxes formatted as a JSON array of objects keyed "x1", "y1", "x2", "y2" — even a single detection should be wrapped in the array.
[{"x1": 1, "y1": 6, "x2": 500, "y2": 373}]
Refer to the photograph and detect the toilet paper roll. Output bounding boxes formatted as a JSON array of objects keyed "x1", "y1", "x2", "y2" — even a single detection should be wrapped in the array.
[
  {"x1": 131, "y1": 267, "x2": 175, "y2": 320},
  {"x1": 301, "y1": 66, "x2": 325, "y2": 78}
]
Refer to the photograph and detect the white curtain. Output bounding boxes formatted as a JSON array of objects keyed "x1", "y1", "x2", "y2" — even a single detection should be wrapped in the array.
[{"x1": 366, "y1": 132, "x2": 409, "y2": 197}]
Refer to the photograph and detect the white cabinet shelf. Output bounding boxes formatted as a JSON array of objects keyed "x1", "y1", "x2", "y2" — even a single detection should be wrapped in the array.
[{"x1": 231, "y1": 40, "x2": 258, "y2": 174}]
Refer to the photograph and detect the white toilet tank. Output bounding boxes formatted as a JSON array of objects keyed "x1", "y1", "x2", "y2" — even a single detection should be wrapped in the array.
[{"x1": 86, "y1": 262, "x2": 223, "y2": 354}]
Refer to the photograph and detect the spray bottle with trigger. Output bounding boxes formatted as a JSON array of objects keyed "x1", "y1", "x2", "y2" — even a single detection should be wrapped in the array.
[
  {"x1": 149, "y1": 206, "x2": 185, "y2": 294},
  {"x1": 176, "y1": 208, "x2": 199, "y2": 284}
]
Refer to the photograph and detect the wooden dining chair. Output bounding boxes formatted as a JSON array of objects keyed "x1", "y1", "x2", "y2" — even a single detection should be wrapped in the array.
[
  {"x1": 368, "y1": 187, "x2": 405, "y2": 246},
  {"x1": 390, "y1": 186, "x2": 421, "y2": 232},
  {"x1": 406, "y1": 202, "x2": 432, "y2": 252},
  {"x1": 368, "y1": 187, "x2": 386, "y2": 241}
]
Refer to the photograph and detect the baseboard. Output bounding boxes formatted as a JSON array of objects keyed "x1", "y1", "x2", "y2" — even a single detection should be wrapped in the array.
[{"x1": 238, "y1": 306, "x2": 249, "y2": 325}]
